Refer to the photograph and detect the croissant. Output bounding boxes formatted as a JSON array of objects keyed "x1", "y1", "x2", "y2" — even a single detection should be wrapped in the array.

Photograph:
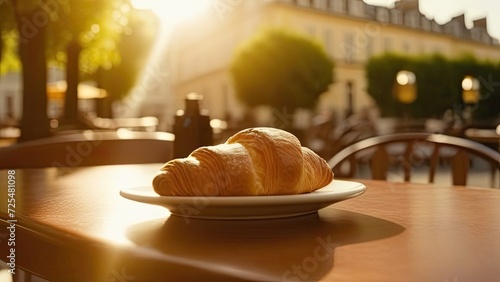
[{"x1": 153, "y1": 127, "x2": 333, "y2": 196}]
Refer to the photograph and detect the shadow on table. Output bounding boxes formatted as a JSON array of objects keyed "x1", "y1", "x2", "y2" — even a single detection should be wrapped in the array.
[{"x1": 125, "y1": 210, "x2": 404, "y2": 281}]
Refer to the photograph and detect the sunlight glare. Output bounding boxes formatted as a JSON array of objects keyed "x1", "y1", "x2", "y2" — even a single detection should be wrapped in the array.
[
  {"x1": 123, "y1": 0, "x2": 210, "y2": 118},
  {"x1": 131, "y1": 0, "x2": 211, "y2": 26}
]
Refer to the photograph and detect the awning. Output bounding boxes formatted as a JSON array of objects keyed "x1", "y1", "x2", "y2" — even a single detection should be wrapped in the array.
[{"x1": 47, "y1": 81, "x2": 107, "y2": 100}]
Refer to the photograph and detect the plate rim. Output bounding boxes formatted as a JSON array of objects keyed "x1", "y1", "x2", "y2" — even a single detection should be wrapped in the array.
[{"x1": 120, "y1": 179, "x2": 366, "y2": 206}]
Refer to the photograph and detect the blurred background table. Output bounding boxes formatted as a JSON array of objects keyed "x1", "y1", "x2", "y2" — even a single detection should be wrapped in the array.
[
  {"x1": 464, "y1": 127, "x2": 500, "y2": 152},
  {"x1": 1, "y1": 165, "x2": 499, "y2": 281},
  {"x1": 464, "y1": 127, "x2": 500, "y2": 143}
]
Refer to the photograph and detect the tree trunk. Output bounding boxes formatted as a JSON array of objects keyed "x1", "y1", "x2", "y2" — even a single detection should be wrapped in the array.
[
  {"x1": 17, "y1": 9, "x2": 51, "y2": 142},
  {"x1": 0, "y1": 36, "x2": 3, "y2": 64},
  {"x1": 95, "y1": 67, "x2": 112, "y2": 118},
  {"x1": 63, "y1": 41, "x2": 81, "y2": 124},
  {"x1": 95, "y1": 97, "x2": 113, "y2": 118}
]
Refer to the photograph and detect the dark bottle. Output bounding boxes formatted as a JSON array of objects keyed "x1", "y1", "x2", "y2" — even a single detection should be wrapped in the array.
[{"x1": 173, "y1": 93, "x2": 213, "y2": 158}]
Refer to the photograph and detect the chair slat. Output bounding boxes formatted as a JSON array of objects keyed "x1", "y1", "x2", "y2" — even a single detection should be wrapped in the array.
[
  {"x1": 0, "y1": 131, "x2": 174, "y2": 169},
  {"x1": 451, "y1": 150, "x2": 469, "y2": 186},
  {"x1": 328, "y1": 133, "x2": 500, "y2": 187},
  {"x1": 371, "y1": 145, "x2": 389, "y2": 180}
]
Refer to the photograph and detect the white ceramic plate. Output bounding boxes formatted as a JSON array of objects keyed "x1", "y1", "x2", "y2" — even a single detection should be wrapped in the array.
[{"x1": 120, "y1": 180, "x2": 365, "y2": 220}]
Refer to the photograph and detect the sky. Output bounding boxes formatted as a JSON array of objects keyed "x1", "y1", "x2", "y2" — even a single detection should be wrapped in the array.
[{"x1": 364, "y1": 0, "x2": 500, "y2": 40}]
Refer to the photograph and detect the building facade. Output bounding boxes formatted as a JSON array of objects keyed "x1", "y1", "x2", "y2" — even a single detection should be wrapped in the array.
[
  {"x1": 164, "y1": 0, "x2": 500, "y2": 126},
  {"x1": 2, "y1": 0, "x2": 498, "y2": 128}
]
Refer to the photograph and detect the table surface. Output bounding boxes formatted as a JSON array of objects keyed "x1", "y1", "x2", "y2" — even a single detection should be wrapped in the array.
[
  {"x1": 464, "y1": 128, "x2": 500, "y2": 143},
  {"x1": 1, "y1": 164, "x2": 499, "y2": 282}
]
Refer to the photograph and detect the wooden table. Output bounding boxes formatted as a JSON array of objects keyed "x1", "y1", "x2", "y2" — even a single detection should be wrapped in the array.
[
  {"x1": 464, "y1": 128, "x2": 500, "y2": 151},
  {"x1": 1, "y1": 165, "x2": 499, "y2": 281}
]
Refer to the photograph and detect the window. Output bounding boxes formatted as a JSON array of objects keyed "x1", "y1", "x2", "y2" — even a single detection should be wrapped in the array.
[
  {"x1": 313, "y1": 0, "x2": 327, "y2": 9},
  {"x1": 431, "y1": 21, "x2": 441, "y2": 32},
  {"x1": 297, "y1": 0, "x2": 312, "y2": 7},
  {"x1": 323, "y1": 29, "x2": 333, "y2": 57},
  {"x1": 343, "y1": 32, "x2": 355, "y2": 63},
  {"x1": 326, "y1": 0, "x2": 333, "y2": 9},
  {"x1": 332, "y1": 0, "x2": 346, "y2": 13},
  {"x1": 391, "y1": 9, "x2": 403, "y2": 25},
  {"x1": 349, "y1": 0, "x2": 365, "y2": 17},
  {"x1": 384, "y1": 37, "x2": 392, "y2": 53},
  {"x1": 365, "y1": 4, "x2": 375, "y2": 18},
  {"x1": 481, "y1": 33, "x2": 491, "y2": 44},
  {"x1": 402, "y1": 42, "x2": 410, "y2": 54},
  {"x1": 471, "y1": 28, "x2": 482, "y2": 41},
  {"x1": 365, "y1": 37, "x2": 373, "y2": 59},
  {"x1": 421, "y1": 17, "x2": 431, "y2": 31},
  {"x1": 404, "y1": 11, "x2": 419, "y2": 28},
  {"x1": 452, "y1": 22, "x2": 462, "y2": 37},
  {"x1": 376, "y1": 8, "x2": 389, "y2": 23}
]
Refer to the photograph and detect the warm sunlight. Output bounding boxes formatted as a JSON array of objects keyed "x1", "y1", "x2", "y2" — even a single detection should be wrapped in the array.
[
  {"x1": 119, "y1": 0, "x2": 211, "y2": 117},
  {"x1": 130, "y1": 0, "x2": 211, "y2": 26}
]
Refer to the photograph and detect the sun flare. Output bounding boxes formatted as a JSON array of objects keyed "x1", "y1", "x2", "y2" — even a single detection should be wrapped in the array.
[
  {"x1": 123, "y1": 0, "x2": 211, "y2": 117},
  {"x1": 131, "y1": 0, "x2": 210, "y2": 26}
]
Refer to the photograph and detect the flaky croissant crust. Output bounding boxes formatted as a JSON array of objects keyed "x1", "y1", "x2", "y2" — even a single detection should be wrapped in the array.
[{"x1": 153, "y1": 127, "x2": 333, "y2": 196}]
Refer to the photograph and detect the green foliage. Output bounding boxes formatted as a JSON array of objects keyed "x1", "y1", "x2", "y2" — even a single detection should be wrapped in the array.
[
  {"x1": 0, "y1": 1, "x2": 16, "y2": 73},
  {"x1": 412, "y1": 54, "x2": 456, "y2": 118},
  {"x1": 1, "y1": 0, "x2": 130, "y2": 74},
  {"x1": 1, "y1": 0, "x2": 153, "y2": 100},
  {"x1": 365, "y1": 53, "x2": 409, "y2": 117},
  {"x1": 230, "y1": 28, "x2": 333, "y2": 112},
  {"x1": 0, "y1": 1, "x2": 14, "y2": 33},
  {"x1": 366, "y1": 53, "x2": 500, "y2": 120},
  {"x1": 0, "y1": 30, "x2": 21, "y2": 73},
  {"x1": 0, "y1": 0, "x2": 150, "y2": 140},
  {"x1": 92, "y1": 9, "x2": 158, "y2": 101},
  {"x1": 46, "y1": 0, "x2": 130, "y2": 74},
  {"x1": 449, "y1": 55, "x2": 500, "y2": 119}
]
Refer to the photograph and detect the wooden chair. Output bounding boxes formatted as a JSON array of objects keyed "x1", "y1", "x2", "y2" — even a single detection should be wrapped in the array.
[
  {"x1": 327, "y1": 133, "x2": 500, "y2": 187},
  {"x1": 0, "y1": 130, "x2": 174, "y2": 169}
]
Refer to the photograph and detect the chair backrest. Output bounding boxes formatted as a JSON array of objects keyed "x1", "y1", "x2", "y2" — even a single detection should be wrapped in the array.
[
  {"x1": 92, "y1": 116, "x2": 159, "y2": 131},
  {"x1": 0, "y1": 130, "x2": 174, "y2": 169},
  {"x1": 327, "y1": 133, "x2": 500, "y2": 187}
]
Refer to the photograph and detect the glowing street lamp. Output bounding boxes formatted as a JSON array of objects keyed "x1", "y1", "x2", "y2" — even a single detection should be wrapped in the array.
[
  {"x1": 394, "y1": 70, "x2": 417, "y2": 104},
  {"x1": 462, "y1": 76, "x2": 480, "y2": 104}
]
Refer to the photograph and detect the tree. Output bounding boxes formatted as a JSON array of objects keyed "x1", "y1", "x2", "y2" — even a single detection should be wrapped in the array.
[
  {"x1": 230, "y1": 29, "x2": 333, "y2": 121},
  {"x1": 46, "y1": 0, "x2": 128, "y2": 125},
  {"x1": 366, "y1": 53, "x2": 500, "y2": 120},
  {"x1": 412, "y1": 54, "x2": 455, "y2": 118},
  {"x1": 0, "y1": 2, "x2": 14, "y2": 65},
  {"x1": 91, "y1": 9, "x2": 158, "y2": 118},
  {"x1": 9, "y1": 0, "x2": 51, "y2": 141},
  {"x1": 0, "y1": 4, "x2": 20, "y2": 73},
  {"x1": 1, "y1": 0, "x2": 128, "y2": 141},
  {"x1": 449, "y1": 55, "x2": 500, "y2": 121},
  {"x1": 365, "y1": 53, "x2": 410, "y2": 117}
]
